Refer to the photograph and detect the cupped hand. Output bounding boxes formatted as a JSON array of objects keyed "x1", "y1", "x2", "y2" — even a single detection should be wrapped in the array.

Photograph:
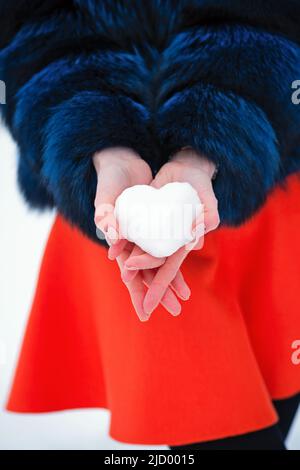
[
  {"x1": 93, "y1": 147, "x2": 189, "y2": 320},
  {"x1": 124, "y1": 148, "x2": 220, "y2": 317}
]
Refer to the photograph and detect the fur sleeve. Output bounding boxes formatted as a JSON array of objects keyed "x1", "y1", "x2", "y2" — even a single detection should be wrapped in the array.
[
  {"x1": 0, "y1": 2, "x2": 152, "y2": 242},
  {"x1": 1, "y1": 1, "x2": 300, "y2": 235},
  {"x1": 157, "y1": 23, "x2": 300, "y2": 225}
]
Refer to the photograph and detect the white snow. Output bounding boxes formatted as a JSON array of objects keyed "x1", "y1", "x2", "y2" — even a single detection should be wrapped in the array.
[{"x1": 114, "y1": 182, "x2": 203, "y2": 257}]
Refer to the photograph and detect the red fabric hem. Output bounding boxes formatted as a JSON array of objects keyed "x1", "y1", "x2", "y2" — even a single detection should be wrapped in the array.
[{"x1": 5, "y1": 401, "x2": 280, "y2": 447}]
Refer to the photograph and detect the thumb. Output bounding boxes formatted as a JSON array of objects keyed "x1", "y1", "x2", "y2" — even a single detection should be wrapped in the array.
[
  {"x1": 150, "y1": 168, "x2": 168, "y2": 189},
  {"x1": 94, "y1": 166, "x2": 122, "y2": 236}
]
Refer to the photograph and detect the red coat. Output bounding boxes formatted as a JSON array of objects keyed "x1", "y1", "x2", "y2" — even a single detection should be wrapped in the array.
[{"x1": 7, "y1": 174, "x2": 300, "y2": 446}]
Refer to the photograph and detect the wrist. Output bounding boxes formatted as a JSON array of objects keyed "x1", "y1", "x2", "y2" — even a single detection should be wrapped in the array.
[
  {"x1": 93, "y1": 147, "x2": 141, "y2": 172},
  {"x1": 171, "y1": 148, "x2": 217, "y2": 180}
]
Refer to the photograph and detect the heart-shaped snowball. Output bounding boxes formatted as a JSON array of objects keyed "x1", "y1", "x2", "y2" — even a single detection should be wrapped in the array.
[{"x1": 114, "y1": 182, "x2": 203, "y2": 257}]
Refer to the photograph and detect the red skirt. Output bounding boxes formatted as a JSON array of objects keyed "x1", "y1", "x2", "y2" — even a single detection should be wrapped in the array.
[{"x1": 6, "y1": 174, "x2": 300, "y2": 446}]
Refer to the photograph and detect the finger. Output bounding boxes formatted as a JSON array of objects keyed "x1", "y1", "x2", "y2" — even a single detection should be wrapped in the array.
[
  {"x1": 124, "y1": 244, "x2": 144, "y2": 262},
  {"x1": 106, "y1": 225, "x2": 120, "y2": 246},
  {"x1": 121, "y1": 244, "x2": 143, "y2": 281},
  {"x1": 170, "y1": 270, "x2": 191, "y2": 300},
  {"x1": 191, "y1": 210, "x2": 205, "y2": 231},
  {"x1": 115, "y1": 250, "x2": 149, "y2": 322},
  {"x1": 108, "y1": 238, "x2": 129, "y2": 260},
  {"x1": 95, "y1": 210, "x2": 116, "y2": 235},
  {"x1": 191, "y1": 235, "x2": 205, "y2": 251},
  {"x1": 121, "y1": 244, "x2": 164, "y2": 282},
  {"x1": 143, "y1": 270, "x2": 181, "y2": 316},
  {"x1": 122, "y1": 267, "x2": 139, "y2": 283},
  {"x1": 125, "y1": 253, "x2": 166, "y2": 270},
  {"x1": 94, "y1": 165, "x2": 128, "y2": 238},
  {"x1": 150, "y1": 169, "x2": 168, "y2": 189},
  {"x1": 94, "y1": 165, "x2": 126, "y2": 209},
  {"x1": 126, "y1": 273, "x2": 149, "y2": 322},
  {"x1": 186, "y1": 223, "x2": 205, "y2": 251},
  {"x1": 143, "y1": 246, "x2": 190, "y2": 316},
  {"x1": 125, "y1": 245, "x2": 165, "y2": 270},
  {"x1": 95, "y1": 209, "x2": 121, "y2": 249},
  {"x1": 202, "y1": 190, "x2": 220, "y2": 234}
]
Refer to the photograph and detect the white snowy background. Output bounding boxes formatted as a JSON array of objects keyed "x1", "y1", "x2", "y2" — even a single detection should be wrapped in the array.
[{"x1": 0, "y1": 125, "x2": 299, "y2": 450}]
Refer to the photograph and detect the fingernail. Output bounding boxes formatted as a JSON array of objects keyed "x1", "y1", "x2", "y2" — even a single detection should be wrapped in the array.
[
  {"x1": 171, "y1": 304, "x2": 182, "y2": 316},
  {"x1": 144, "y1": 293, "x2": 162, "y2": 316},
  {"x1": 143, "y1": 304, "x2": 153, "y2": 316},
  {"x1": 140, "y1": 314, "x2": 150, "y2": 322},
  {"x1": 107, "y1": 226, "x2": 118, "y2": 244},
  {"x1": 180, "y1": 286, "x2": 191, "y2": 300},
  {"x1": 108, "y1": 249, "x2": 116, "y2": 260}
]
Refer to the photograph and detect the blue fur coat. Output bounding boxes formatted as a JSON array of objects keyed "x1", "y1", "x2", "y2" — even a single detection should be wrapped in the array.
[{"x1": 1, "y1": 0, "x2": 300, "y2": 242}]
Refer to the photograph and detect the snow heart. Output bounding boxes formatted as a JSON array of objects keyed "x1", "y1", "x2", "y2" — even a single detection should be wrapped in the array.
[{"x1": 114, "y1": 182, "x2": 204, "y2": 257}]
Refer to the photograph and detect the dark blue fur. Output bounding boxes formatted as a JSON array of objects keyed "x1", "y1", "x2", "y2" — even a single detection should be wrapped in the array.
[
  {"x1": 0, "y1": 0, "x2": 300, "y2": 241},
  {"x1": 158, "y1": 84, "x2": 280, "y2": 225}
]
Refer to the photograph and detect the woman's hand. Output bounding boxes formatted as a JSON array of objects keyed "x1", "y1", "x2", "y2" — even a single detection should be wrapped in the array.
[
  {"x1": 110, "y1": 240, "x2": 186, "y2": 321},
  {"x1": 93, "y1": 147, "x2": 187, "y2": 320},
  {"x1": 93, "y1": 147, "x2": 152, "y2": 242},
  {"x1": 124, "y1": 148, "x2": 220, "y2": 317},
  {"x1": 94, "y1": 147, "x2": 219, "y2": 320},
  {"x1": 154, "y1": 148, "x2": 220, "y2": 235}
]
